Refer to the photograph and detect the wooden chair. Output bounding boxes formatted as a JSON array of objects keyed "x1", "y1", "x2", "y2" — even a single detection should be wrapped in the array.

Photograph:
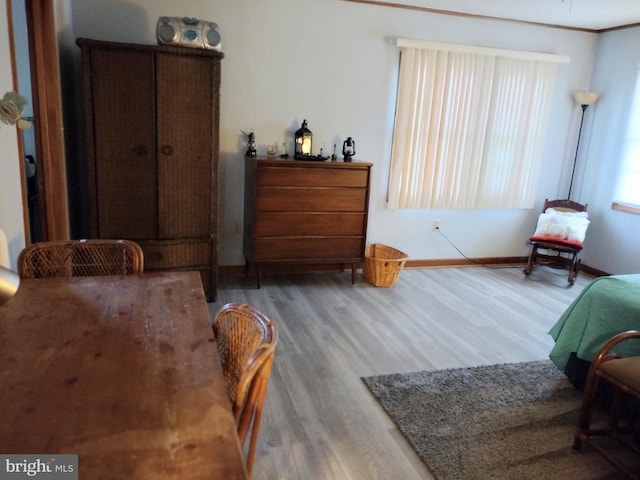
[
  {"x1": 18, "y1": 239, "x2": 144, "y2": 278},
  {"x1": 523, "y1": 198, "x2": 588, "y2": 284},
  {"x1": 212, "y1": 303, "x2": 279, "y2": 479},
  {"x1": 574, "y1": 330, "x2": 640, "y2": 479}
]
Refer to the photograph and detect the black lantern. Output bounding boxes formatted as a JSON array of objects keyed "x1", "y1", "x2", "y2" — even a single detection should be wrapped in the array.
[
  {"x1": 245, "y1": 131, "x2": 256, "y2": 157},
  {"x1": 342, "y1": 136, "x2": 355, "y2": 162},
  {"x1": 295, "y1": 119, "x2": 312, "y2": 158}
]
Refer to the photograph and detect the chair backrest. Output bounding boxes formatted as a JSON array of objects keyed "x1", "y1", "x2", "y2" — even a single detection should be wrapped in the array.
[
  {"x1": 17, "y1": 239, "x2": 144, "y2": 278},
  {"x1": 212, "y1": 302, "x2": 278, "y2": 478},
  {"x1": 543, "y1": 198, "x2": 588, "y2": 213}
]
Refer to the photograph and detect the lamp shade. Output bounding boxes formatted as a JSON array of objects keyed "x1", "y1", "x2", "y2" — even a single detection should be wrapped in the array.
[{"x1": 574, "y1": 92, "x2": 600, "y2": 106}]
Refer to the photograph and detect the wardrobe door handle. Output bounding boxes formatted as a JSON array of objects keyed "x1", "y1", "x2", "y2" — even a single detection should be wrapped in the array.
[{"x1": 161, "y1": 145, "x2": 174, "y2": 155}]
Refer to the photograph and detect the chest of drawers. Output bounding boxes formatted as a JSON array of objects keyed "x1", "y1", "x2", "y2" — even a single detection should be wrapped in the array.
[{"x1": 244, "y1": 157, "x2": 372, "y2": 287}]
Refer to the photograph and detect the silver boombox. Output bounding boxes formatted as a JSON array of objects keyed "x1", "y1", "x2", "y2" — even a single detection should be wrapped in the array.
[{"x1": 156, "y1": 16, "x2": 222, "y2": 51}]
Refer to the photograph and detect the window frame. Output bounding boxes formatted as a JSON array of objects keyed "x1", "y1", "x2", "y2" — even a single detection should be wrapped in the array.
[{"x1": 387, "y1": 39, "x2": 569, "y2": 210}]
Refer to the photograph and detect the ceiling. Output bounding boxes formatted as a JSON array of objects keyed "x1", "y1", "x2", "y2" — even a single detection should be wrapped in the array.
[{"x1": 367, "y1": 0, "x2": 640, "y2": 31}]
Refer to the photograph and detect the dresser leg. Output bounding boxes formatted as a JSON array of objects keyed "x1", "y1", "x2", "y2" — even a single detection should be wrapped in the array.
[
  {"x1": 351, "y1": 263, "x2": 356, "y2": 284},
  {"x1": 256, "y1": 265, "x2": 261, "y2": 289}
]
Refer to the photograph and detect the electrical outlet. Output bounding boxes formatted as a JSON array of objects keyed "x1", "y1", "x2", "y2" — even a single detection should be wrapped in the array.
[{"x1": 432, "y1": 220, "x2": 440, "y2": 231}]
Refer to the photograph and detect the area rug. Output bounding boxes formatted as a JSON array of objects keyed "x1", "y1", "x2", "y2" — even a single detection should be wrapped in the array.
[{"x1": 362, "y1": 360, "x2": 636, "y2": 480}]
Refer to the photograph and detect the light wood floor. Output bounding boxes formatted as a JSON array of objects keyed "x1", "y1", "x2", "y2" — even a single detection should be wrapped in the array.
[{"x1": 208, "y1": 265, "x2": 592, "y2": 480}]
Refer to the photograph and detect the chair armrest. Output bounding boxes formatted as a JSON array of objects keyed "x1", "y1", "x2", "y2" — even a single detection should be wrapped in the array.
[{"x1": 592, "y1": 330, "x2": 640, "y2": 369}]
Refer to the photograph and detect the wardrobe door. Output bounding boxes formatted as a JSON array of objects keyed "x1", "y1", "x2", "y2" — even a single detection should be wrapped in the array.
[
  {"x1": 155, "y1": 53, "x2": 214, "y2": 240},
  {"x1": 90, "y1": 48, "x2": 157, "y2": 239}
]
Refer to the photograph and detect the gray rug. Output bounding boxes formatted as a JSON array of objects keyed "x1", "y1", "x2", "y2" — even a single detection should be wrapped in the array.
[{"x1": 363, "y1": 360, "x2": 634, "y2": 480}]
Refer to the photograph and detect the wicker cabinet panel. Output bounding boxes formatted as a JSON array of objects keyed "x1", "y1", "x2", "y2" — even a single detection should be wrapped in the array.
[
  {"x1": 141, "y1": 241, "x2": 212, "y2": 270},
  {"x1": 78, "y1": 38, "x2": 222, "y2": 300},
  {"x1": 156, "y1": 53, "x2": 214, "y2": 239},
  {"x1": 90, "y1": 48, "x2": 157, "y2": 240},
  {"x1": 244, "y1": 157, "x2": 372, "y2": 286}
]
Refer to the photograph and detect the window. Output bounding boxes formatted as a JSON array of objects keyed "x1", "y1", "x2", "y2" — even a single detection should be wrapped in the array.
[
  {"x1": 613, "y1": 69, "x2": 640, "y2": 213},
  {"x1": 387, "y1": 40, "x2": 567, "y2": 209}
]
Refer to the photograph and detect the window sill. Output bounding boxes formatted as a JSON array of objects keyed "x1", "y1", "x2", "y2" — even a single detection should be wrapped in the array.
[{"x1": 612, "y1": 202, "x2": 640, "y2": 215}]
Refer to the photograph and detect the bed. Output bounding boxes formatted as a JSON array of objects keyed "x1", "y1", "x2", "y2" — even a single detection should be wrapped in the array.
[{"x1": 549, "y1": 274, "x2": 640, "y2": 388}]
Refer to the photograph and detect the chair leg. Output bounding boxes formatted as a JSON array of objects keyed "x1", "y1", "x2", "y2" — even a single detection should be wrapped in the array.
[
  {"x1": 574, "y1": 372, "x2": 601, "y2": 450},
  {"x1": 245, "y1": 379, "x2": 268, "y2": 479},
  {"x1": 568, "y1": 266, "x2": 576, "y2": 284},
  {"x1": 608, "y1": 388, "x2": 624, "y2": 433},
  {"x1": 523, "y1": 246, "x2": 536, "y2": 275},
  {"x1": 568, "y1": 253, "x2": 580, "y2": 284}
]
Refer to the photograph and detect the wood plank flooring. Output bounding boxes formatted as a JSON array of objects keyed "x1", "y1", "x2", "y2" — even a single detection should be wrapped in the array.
[{"x1": 208, "y1": 265, "x2": 592, "y2": 480}]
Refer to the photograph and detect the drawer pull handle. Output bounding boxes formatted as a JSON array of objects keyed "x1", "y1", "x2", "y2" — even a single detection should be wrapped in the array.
[{"x1": 161, "y1": 145, "x2": 174, "y2": 155}]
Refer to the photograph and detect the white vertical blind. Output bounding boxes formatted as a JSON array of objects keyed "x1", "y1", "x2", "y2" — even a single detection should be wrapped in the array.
[{"x1": 388, "y1": 42, "x2": 563, "y2": 209}]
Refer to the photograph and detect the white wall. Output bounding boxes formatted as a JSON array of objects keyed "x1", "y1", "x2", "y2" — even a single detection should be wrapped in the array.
[
  {"x1": 0, "y1": 0, "x2": 26, "y2": 270},
  {"x1": 578, "y1": 26, "x2": 640, "y2": 273},
  {"x1": 68, "y1": 0, "x2": 598, "y2": 266}
]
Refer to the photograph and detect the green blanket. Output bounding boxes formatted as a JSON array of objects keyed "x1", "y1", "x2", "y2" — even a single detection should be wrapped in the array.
[{"x1": 549, "y1": 274, "x2": 640, "y2": 370}]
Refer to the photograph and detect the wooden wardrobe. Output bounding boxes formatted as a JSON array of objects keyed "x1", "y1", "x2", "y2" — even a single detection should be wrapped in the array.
[{"x1": 77, "y1": 38, "x2": 222, "y2": 300}]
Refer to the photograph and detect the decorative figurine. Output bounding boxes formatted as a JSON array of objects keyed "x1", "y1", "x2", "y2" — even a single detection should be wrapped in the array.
[
  {"x1": 280, "y1": 142, "x2": 289, "y2": 158},
  {"x1": 331, "y1": 144, "x2": 337, "y2": 162},
  {"x1": 342, "y1": 137, "x2": 356, "y2": 162}
]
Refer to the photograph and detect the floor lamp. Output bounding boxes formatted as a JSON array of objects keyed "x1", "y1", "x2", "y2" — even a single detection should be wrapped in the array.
[{"x1": 568, "y1": 92, "x2": 600, "y2": 200}]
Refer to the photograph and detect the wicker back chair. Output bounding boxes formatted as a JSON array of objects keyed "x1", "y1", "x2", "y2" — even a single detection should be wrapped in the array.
[
  {"x1": 574, "y1": 330, "x2": 640, "y2": 478},
  {"x1": 212, "y1": 303, "x2": 279, "y2": 479},
  {"x1": 18, "y1": 239, "x2": 144, "y2": 278}
]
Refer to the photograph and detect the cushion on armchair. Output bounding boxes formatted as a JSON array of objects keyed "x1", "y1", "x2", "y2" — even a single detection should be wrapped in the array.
[
  {"x1": 529, "y1": 235, "x2": 585, "y2": 250},
  {"x1": 530, "y1": 208, "x2": 589, "y2": 247}
]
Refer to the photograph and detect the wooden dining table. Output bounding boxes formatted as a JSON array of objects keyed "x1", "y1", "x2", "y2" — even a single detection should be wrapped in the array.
[{"x1": 0, "y1": 271, "x2": 247, "y2": 480}]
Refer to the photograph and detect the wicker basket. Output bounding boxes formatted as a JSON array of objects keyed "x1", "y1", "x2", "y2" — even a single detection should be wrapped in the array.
[{"x1": 363, "y1": 243, "x2": 408, "y2": 287}]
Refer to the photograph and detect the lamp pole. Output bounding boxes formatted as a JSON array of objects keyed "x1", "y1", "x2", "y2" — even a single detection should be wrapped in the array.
[
  {"x1": 567, "y1": 92, "x2": 600, "y2": 201},
  {"x1": 568, "y1": 104, "x2": 588, "y2": 201}
]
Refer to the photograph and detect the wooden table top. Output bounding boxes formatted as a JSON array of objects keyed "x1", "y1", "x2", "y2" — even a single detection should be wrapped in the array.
[{"x1": 0, "y1": 271, "x2": 247, "y2": 480}]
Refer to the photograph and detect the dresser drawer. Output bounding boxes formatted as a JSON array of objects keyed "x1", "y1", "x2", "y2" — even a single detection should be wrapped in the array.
[
  {"x1": 141, "y1": 241, "x2": 211, "y2": 269},
  {"x1": 254, "y1": 237, "x2": 364, "y2": 261},
  {"x1": 258, "y1": 166, "x2": 369, "y2": 188},
  {"x1": 256, "y1": 188, "x2": 367, "y2": 212},
  {"x1": 256, "y1": 212, "x2": 366, "y2": 236}
]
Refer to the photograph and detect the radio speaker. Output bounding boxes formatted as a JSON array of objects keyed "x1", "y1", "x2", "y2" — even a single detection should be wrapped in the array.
[{"x1": 157, "y1": 17, "x2": 221, "y2": 51}]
